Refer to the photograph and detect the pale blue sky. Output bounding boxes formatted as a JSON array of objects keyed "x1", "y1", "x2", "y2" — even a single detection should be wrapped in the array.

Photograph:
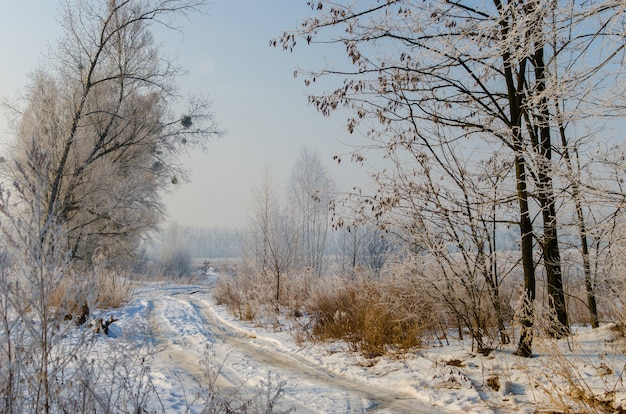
[{"x1": 0, "y1": 1, "x2": 368, "y2": 228}]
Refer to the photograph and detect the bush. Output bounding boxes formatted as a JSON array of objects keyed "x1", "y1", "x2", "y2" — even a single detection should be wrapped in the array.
[
  {"x1": 213, "y1": 267, "x2": 275, "y2": 321},
  {"x1": 214, "y1": 256, "x2": 432, "y2": 356},
  {"x1": 308, "y1": 277, "x2": 427, "y2": 356},
  {"x1": 49, "y1": 269, "x2": 131, "y2": 317}
]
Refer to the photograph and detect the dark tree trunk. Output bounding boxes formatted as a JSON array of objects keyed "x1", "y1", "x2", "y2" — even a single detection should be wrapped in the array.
[
  {"x1": 531, "y1": 36, "x2": 570, "y2": 337},
  {"x1": 514, "y1": 153, "x2": 536, "y2": 358},
  {"x1": 556, "y1": 112, "x2": 599, "y2": 328},
  {"x1": 496, "y1": 2, "x2": 537, "y2": 355}
]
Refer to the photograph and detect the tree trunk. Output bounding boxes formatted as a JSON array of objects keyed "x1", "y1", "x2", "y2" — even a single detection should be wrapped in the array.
[
  {"x1": 484, "y1": 240, "x2": 510, "y2": 344},
  {"x1": 531, "y1": 36, "x2": 569, "y2": 337},
  {"x1": 556, "y1": 108, "x2": 599, "y2": 328},
  {"x1": 514, "y1": 153, "x2": 536, "y2": 358},
  {"x1": 496, "y1": 2, "x2": 536, "y2": 355}
]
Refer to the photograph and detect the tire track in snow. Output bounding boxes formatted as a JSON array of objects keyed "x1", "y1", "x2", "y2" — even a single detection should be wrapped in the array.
[
  {"x1": 148, "y1": 291, "x2": 356, "y2": 413},
  {"x1": 185, "y1": 294, "x2": 439, "y2": 413},
  {"x1": 146, "y1": 292, "x2": 243, "y2": 397},
  {"x1": 144, "y1": 285, "x2": 440, "y2": 413}
]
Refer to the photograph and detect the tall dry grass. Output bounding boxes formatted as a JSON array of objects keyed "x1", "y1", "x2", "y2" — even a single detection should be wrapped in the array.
[
  {"x1": 306, "y1": 275, "x2": 431, "y2": 356},
  {"x1": 48, "y1": 268, "x2": 132, "y2": 323},
  {"x1": 214, "y1": 260, "x2": 433, "y2": 356}
]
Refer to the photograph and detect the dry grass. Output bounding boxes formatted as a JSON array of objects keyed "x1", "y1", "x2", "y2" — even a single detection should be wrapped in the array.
[
  {"x1": 212, "y1": 254, "x2": 523, "y2": 358},
  {"x1": 503, "y1": 312, "x2": 626, "y2": 414},
  {"x1": 48, "y1": 269, "x2": 132, "y2": 323},
  {"x1": 92, "y1": 269, "x2": 132, "y2": 309},
  {"x1": 536, "y1": 347, "x2": 624, "y2": 412},
  {"x1": 213, "y1": 260, "x2": 433, "y2": 356},
  {"x1": 307, "y1": 277, "x2": 429, "y2": 356},
  {"x1": 213, "y1": 269, "x2": 275, "y2": 321}
]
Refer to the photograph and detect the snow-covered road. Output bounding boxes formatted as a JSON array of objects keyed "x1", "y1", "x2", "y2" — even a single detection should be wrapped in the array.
[
  {"x1": 128, "y1": 283, "x2": 442, "y2": 413},
  {"x1": 103, "y1": 278, "x2": 626, "y2": 413}
]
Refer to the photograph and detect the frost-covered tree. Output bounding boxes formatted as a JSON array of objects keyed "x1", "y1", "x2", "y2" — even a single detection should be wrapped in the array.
[
  {"x1": 5, "y1": 0, "x2": 222, "y2": 265},
  {"x1": 330, "y1": 222, "x2": 394, "y2": 278},
  {"x1": 288, "y1": 147, "x2": 335, "y2": 276},
  {"x1": 160, "y1": 222, "x2": 192, "y2": 278},
  {"x1": 276, "y1": 0, "x2": 626, "y2": 356},
  {"x1": 248, "y1": 170, "x2": 298, "y2": 304}
]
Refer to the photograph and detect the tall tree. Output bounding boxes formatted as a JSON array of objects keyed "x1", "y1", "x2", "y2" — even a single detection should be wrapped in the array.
[
  {"x1": 248, "y1": 169, "x2": 298, "y2": 304},
  {"x1": 6, "y1": 0, "x2": 222, "y2": 264},
  {"x1": 276, "y1": 0, "x2": 626, "y2": 355},
  {"x1": 276, "y1": 0, "x2": 542, "y2": 356},
  {"x1": 288, "y1": 147, "x2": 335, "y2": 276}
]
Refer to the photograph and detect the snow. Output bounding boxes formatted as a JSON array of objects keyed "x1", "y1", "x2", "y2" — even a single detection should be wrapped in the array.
[{"x1": 83, "y1": 272, "x2": 626, "y2": 413}]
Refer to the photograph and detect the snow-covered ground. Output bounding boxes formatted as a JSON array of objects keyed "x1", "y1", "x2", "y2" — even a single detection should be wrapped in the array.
[{"x1": 88, "y1": 272, "x2": 626, "y2": 413}]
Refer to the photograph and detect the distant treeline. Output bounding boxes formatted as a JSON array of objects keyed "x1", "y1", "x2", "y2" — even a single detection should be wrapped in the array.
[{"x1": 183, "y1": 226, "x2": 244, "y2": 259}]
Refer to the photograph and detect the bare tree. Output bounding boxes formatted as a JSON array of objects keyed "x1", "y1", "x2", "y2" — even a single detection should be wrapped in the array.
[
  {"x1": 275, "y1": 0, "x2": 539, "y2": 355},
  {"x1": 360, "y1": 223, "x2": 394, "y2": 277},
  {"x1": 160, "y1": 222, "x2": 192, "y2": 278},
  {"x1": 276, "y1": 0, "x2": 626, "y2": 356},
  {"x1": 288, "y1": 147, "x2": 335, "y2": 276},
  {"x1": 248, "y1": 170, "x2": 298, "y2": 304},
  {"x1": 330, "y1": 222, "x2": 394, "y2": 278},
  {"x1": 0, "y1": 145, "x2": 89, "y2": 413},
  {"x1": 5, "y1": 0, "x2": 222, "y2": 265},
  {"x1": 572, "y1": 144, "x2": 626, "y2": 323}
]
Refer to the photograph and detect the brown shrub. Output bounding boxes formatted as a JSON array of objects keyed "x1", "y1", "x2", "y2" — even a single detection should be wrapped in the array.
[
  {"x1": 49, "y1": 269, "x2": 131, "y2": 323},
  {"x1": 213, "y1": 270, "x2": 277, "y2": 321},
  {"x1": 213, "y1": 260, "x2": 434, "y2": 356},
  {"x1": 92, "y1": 269, "x2": 132, "y2": 309},
  {"x1": 308, "y1": 277, "x2": 427, "y2": 356}
]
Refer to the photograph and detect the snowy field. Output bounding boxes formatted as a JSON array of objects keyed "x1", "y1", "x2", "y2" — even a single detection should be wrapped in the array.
[{"x1": 86, "y1": 271, "x2": 626, "y2": 413}]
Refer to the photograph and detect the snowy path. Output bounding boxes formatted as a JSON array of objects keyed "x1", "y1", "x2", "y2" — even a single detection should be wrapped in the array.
[
  {"x1": 135, "y1": 284, "x2": 442, "y2": 413},
  {"x1": 100, "y1": 280, "x2": 626, "y2": 413}
]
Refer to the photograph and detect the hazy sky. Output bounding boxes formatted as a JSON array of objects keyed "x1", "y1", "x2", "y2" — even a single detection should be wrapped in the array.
[{"x1": 0, "y1": 1, "x2": 369, "y2": 229}]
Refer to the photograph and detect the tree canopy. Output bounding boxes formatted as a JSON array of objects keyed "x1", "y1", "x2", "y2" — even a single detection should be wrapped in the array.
[
  {"x1": 5, "y1": 0, "x2": 223, "y2": 265},
  {"x1": 276, "y1": 0, "x2": 626, "y2": 356}
]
